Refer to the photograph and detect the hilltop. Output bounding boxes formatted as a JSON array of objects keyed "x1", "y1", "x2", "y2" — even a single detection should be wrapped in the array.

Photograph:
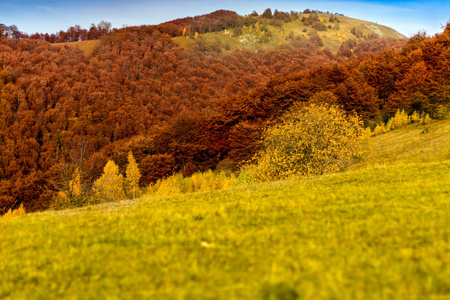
[
  {"x1": 173, "y1": 10, "x2": 405, "y2": 52},
  {"x1": 45, "y1": 9, "x2": 405, "y2": 56}
]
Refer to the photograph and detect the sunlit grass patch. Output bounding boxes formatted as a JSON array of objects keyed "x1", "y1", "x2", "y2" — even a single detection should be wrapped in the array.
[{"x1": 367, "y1": 119, "x2": 450, "y2": 164}]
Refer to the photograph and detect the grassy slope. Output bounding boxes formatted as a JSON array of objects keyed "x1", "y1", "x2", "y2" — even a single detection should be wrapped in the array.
[
  {"x1": 368, "y1": 119, "x2": 450, "y2": 164},
  {"x1": 174, "y1": 13, "x2": 405, "y2": 53},
  {"x1": 1, "y1": 121, "x2": 450, "y2": 299}
]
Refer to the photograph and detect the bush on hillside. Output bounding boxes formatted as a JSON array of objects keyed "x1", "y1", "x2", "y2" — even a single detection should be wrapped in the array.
[
  {"x1": 371, "y1": 109, "x2": 433, "y2": 136},
  {"x1": 2, "y1": 203, "x2": 26, "y2": 218},
  {"x1": 144, "y1": 169, "x2": 239, "y2": 198},
  {"x1": 312, "y1": 22, "x2": 327, "y2": 32},
  {"x1": 232, "y1": 27, "x2": 243, "y2": 37},
  {"x1": 248, "y1": 103, "x2": 368, "y2": 182}
]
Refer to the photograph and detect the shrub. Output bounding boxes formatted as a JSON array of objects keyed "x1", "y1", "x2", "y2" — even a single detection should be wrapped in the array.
[
  {"x1": 2, "y1": 203, "x2": 26, "y2": 218},
  {"x1": 248, "y1": 103, "x2": 368, "y2": 182},
  {"x1": 144, "y1": 169, "x2": 238, "y2": 198},
  {"x1": 49, "y1": 194, "x2": 75, "y2": 210},
  {"x1": 421, "y1": 113, "x2": 432, "y2": 125},
  {"x1": 151, "y1": 173, "x2": 185, "y2": 197},
  {"x1": 234, "y1": 167, "x2": 254, "y2": 186},
  {"x1": 411, "y1": 111, "x2": 421, "y2": 123},
  {"x1": 393, "y1": 109, "x2": 410, "y2": 128},
  {"x1": 232, "y1": 27, "x2": 243, "y2": 37},
  {"x1": 433, "y1": 105, "x2": 450, "y2": 120},
  {"x1": 190, "y1": 170, "x2": 237, "y2": 191},
  {"x1": 372, "y1": 123, "x2": 387, "y2": 136},
  {"x1": 312, "y1": 22, "x2": 327, "y2": 32},
  {"x1": 371, "y1": 110, "x2": 431, "y2": 136}
]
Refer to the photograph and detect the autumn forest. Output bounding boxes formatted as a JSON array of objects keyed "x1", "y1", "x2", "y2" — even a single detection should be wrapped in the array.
[{"x1": 1, "y1": 9, "x2": 450, "y2": 214}]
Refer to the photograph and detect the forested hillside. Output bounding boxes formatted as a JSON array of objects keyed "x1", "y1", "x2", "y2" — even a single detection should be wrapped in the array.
[{"x1": 1, "y1": 10, "x2": 449, "y2": 213}]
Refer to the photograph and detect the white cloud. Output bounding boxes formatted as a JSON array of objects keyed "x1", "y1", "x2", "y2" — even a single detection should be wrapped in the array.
[{"x1": 36, "y1": 5, "x2": 59, "y2": 13}]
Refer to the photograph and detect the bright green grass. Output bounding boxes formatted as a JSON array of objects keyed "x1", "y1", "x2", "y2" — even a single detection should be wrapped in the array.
[{"x1": 1, "y1": 160, "x2": 450, "y2": 299}]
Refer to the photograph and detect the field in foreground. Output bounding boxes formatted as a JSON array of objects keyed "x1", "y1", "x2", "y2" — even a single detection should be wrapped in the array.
[
  {"x1": 1, "y1": 120, "x2": 450, "y2": 299},
  {"x1": 1, "y1": 161, "x2": 450, "y2": 299}
]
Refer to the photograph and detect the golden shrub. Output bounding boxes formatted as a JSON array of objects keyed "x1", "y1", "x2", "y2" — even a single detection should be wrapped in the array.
[
  {"x1": 421, "y1": 113, "x2": 432, "y2": 125},
  {"x1": 411, "y1": 111, "x2": 421, "y2": 123},
  {"x1": 2, "y1": 203, "x2": 26, "y2": 218},
  {"x1": 144, "y1": 169, "x2": 238, "y2": 198},
  {"x1": 371, "y1": 110, "x2": 428, "y2": 136},
  {"x1": 393, "y1": 109, "x2": 410, "y2": 129},
  {"x1": 48, "y1": 194, "x2": 73, "y2": 210},
  {"x1": 153, "y1": 174, "x2": 184, "y2": 197},
  {"x1": 249, "y1": 103, "x2": 368, "y2": 182}
]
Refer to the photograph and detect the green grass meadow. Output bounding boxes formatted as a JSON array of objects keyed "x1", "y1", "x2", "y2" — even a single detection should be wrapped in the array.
[{"x1": 1, "y1": 121, "x2": 450, "y2": 299}]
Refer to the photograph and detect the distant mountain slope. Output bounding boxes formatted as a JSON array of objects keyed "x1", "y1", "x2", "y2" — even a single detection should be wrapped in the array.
[
  {"x1": 172, "y1": 10, "x2": 405, "y2": 52},
  {"x1": 49, "y1": 10, "x2": 405, "y2": 55}
]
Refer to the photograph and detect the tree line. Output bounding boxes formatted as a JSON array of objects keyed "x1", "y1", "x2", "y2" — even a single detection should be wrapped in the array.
[{"x1": 0, "y1": 21, "x2": 112, "y2": 43}]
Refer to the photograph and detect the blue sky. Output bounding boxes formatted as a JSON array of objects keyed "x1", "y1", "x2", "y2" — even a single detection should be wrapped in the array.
[{"x1": 0, "y1": 0, "x2": 448, "y2": 37}]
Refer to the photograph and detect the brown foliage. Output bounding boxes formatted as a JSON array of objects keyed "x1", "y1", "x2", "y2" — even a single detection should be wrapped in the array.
[{"x1": 139, "y1": 154, "x2": 177, "y2": 185}]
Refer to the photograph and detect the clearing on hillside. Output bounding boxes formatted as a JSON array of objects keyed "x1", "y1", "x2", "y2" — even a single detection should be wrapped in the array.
[{"x1": 50, "y1": 39, "x2": 100, "y2": 56}]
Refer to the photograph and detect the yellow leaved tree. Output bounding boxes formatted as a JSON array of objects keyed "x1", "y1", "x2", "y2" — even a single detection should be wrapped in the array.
[
  {"x1": 125, "y1": 151, "x2": 141, "y2": 199},
  {"x1": 248, "y1": 102, "x2": 369, "y2": 182},
  {"x1": 93, "y1": 160, "x2": 125, "y2": 202}
]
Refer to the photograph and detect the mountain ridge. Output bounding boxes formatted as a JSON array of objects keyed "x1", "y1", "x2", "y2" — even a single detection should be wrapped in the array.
[
  {"x1": 44, "y1": 9, "x2": 406, "y2": 55},
  {"x1": 172, "y1": 10, "x2": 405, "y2": 53}
]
